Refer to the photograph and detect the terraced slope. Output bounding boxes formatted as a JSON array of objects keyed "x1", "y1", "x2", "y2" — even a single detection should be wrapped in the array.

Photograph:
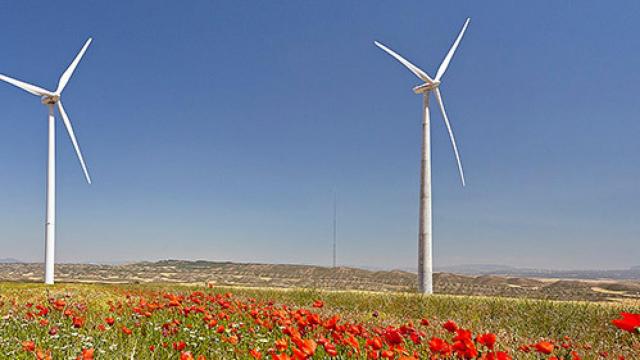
[{"x1": 0, "y1": 260, "x2": 639, "y2": 302}]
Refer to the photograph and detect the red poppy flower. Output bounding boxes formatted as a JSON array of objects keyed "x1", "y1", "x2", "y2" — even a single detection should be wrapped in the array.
[
  {"x1": 429, "y1": 337, "x2": 451, "y2": 355},
  {"x1": 72, "y1": 317, "x2": 84, "y2": 328},
  {"x1": 534, "y1": 341, "x2": 554, "y2": 354},
  {"x1": 275, "y1": 338, "x2": 288, "y2": 352},
  {"x1": 323, "y1": 342, "x2": 338, "y2": 357},
  {"x1": 484, "y1": 352, "x2": 512, "y2": 360},
  {"x1": 383, "y1": 327, "x2": 404, "y2": 345},
  {"x1": 452, "y1": 338, "x2": 478, "y2": 359},
  {"x1": 477, "y1": 332, "x2": 497, "y2": 349},
  {"x1": 443, "y1": 320, "x2": 458, "y2": 333},
  {"x1": 36, "y1": 348, "x2": 52, "y2": 360},
  {"x1": 53, "y1": 299, "x2": 66, "y2": 310},
  {"x1": 612, "y1": 312, "x2": 640, "y2": 333},
  {"x1": 36, "y1": 305, "x2": 49, "y2": 317},
  {"x1": 22, "y1": 340, "x2": 36, "y2": 352},
  {"x1": 345, "y1": 335, "x2": 360, "y2": 352},
  {"x1": 367, "y1": 350, "x2": 380, "y2": 359},
  {"x1": 380, "y1": 350, "x2": 394, "y2": 359},
  {"x1": 272, "y1": 353, "x2": 291, "y2": 360},
  {"x1": 366, "y1": 337, "x2": 383, "y2": 350},
  {"x1": 249, "y1": 348, "x2": 262, "y2": 359},
  {"x1": 79, "y1": 348, "x2": 94, "y2": 360},
  {"x1": 180, "y1": 352, "x2": 194, "y2": 360},
  {"x1": 453, "y1": 328, "x2": 472, "y2": 342},
  {"x1": 294, "y1": 338, "x2": 317, "y2": 357}
]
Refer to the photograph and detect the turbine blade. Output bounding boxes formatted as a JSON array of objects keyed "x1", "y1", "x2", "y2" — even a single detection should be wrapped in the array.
[
  {"x1": 0, "y1": 74, "x2": 52, "y2": 96},
  {"x1": 374, "y1": 41, "x2": 434, "y2": 83},
  {"x1": 57, "y1": 101, "x2": 92, "y2": 184},
  {"x1": 434, "y1": 88, "x2": 465, "y2": 186},
  {"x1": 435, "y1": 18, "x2": 470, "y2": 81},
  {"x1": 56, "y1": 38, "x2": 92, "y2": 94}
]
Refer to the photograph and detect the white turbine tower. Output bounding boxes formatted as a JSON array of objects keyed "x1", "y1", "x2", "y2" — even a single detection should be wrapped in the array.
[
  {"x1": 375, "y1": 19, "x2": 470, "y2": 294},
  {"x1": 0, "y1": 38, "x2": 93, "y2": 285}
]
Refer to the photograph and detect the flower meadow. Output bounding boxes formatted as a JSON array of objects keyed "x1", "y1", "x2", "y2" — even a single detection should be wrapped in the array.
[{"x1": 0, "y1": 283, "x2": 638, "y2": 359}]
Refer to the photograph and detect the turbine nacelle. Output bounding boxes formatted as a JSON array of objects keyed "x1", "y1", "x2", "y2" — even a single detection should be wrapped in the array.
[
  {"x1": 41, "y1": 95, "x2": 60, "y2": 105},
  {"x1": 412, "y1": 81, "x2": 440, "y2": 94}
]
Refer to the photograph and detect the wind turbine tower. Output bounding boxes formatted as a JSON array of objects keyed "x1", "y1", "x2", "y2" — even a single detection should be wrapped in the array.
[
  {"x1": 0, "y1": 38, "x2": 94, "y2": 284},
  {"x1": 375, "y1": 19, "x2": 470, "y2": 294}
]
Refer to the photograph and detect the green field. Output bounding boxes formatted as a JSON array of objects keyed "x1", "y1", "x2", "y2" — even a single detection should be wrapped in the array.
[{"x1": 0, "y1": 283, "x2": 638, "y2": 359}]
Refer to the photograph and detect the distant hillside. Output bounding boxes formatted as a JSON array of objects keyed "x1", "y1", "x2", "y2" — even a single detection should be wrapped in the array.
[
  {"x1": 0, "y1": 258, "x2": 21, "y2": 264},
  {"x1": 437, "y1": 264, "x2": 518, "y2": 274},
  {"x1": 436, "y1": 264, "x2": 640, "y2": 281},
  {"x1": 1, "y1": 260, "x2": 639, "y2": 302},
  {"x1": 476, "y1": 267, "x2": 640, "y2": 281}
]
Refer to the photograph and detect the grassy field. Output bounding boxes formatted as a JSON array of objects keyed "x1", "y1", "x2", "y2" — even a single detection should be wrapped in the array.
[{"x1": 0, "y1": 282, "x2": 638, "y2": 359}]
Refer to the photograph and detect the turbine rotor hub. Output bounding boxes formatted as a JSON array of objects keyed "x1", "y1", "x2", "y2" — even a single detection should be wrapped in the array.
[
  {"x1": 413, "y1": 81, "x2": 440, "y2": 94},
  {"x1": 41, "y1": 95, "x2": 60, "y2": 105}
]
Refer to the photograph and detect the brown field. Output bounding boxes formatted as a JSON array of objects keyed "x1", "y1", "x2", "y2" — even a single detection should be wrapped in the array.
[{"x1": 1, "y1": 260, "x2": 639, "y2": 304}]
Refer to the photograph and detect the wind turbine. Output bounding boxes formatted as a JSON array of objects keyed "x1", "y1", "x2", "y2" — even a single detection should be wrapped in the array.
[
  {"x1": 375, "y1": 19, "x2": 470, "y2": 294},
  {"x1": 0, "y1": 38, "x2": 93, "y2": 285}
]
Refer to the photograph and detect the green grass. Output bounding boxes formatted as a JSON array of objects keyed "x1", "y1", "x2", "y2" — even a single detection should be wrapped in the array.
[
  {"x1": 0, "y1": 282, "x2": 638, "y2": 359},
  {"x1": 190, "y1": 285, "x2": 640, "y2": 347}
]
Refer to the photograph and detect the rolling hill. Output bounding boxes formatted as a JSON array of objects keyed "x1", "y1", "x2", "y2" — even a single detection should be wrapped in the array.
[{"x1": 1, "y1": 260, "x2": 639, "y2": 302}]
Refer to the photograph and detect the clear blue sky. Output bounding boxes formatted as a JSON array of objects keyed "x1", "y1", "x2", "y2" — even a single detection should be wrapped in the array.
[{"x1": 0, "y1": 1, "x2": 638, "y2": 270}]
